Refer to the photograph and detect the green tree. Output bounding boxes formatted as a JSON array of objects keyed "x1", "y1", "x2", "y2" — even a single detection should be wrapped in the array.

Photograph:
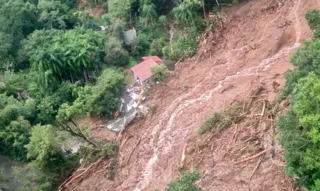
[
  {"x1": 140, "y1": 2, "x2": 157, "y2": 27},
  {"x1": 0, "y1": 116, "x2": 31, "y2": 161},
  {"x1": 0, "y1": 0, "x2": 38, "y2": 68},
  {"x1": 86, "y1": 68, "x2": 125, "y2": 115},
  {"x1": 278, "y1": 8, "x2": 320, "y2": 190},
  {"x1": 0, "y1": 32, "x2": 14, "y2": 70},
  {"x1": 0, "y1": 0, "x2": 38, "y2": 37},
  {"x1": 131, "y1": 33, "x2": 150, "y2": 57},
  {"x1": 107, "y1": 0, "x2": 131, "y2": 19},
  {"x1": 104, "y1": 37, "x2": 130, "y2": 67},
  {"x1": 306, "y1": 9, "x2": 320, "y2": 31},
  {"x1": 282, "y1": 38, "x2": 320, "y2": 96},
  {"x1": 149, "y1": 37, "x2": 167, "y2": 57},
  {"x1": 56, "y1": 68, "x2": 125, "y2": 121},
  {"x1": 172, "y1": 0, "x2": 201, "y2": 26},
  {"x1": 24, "y1": 28, "x2": 106, "y2": 82},
  {"x1": 37, "y1": 0, "x2": 76, "y2": 29},
  {"x1": 26, "y1": 125, "x2": 76, "y2": 173}
]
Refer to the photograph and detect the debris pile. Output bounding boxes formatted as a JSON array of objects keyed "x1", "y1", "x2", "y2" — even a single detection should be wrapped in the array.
[
  {"x1": 182, "y1": 85, "x2": 294, "y2": 190},
  {"x1": 107, "y1": 82, "x2": 148, "y2": 132}
]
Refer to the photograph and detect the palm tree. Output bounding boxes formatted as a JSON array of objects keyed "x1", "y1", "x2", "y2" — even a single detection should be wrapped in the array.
[
  {"x1": 172, "y1": 1, "x2": 195, "y2": 26},
  {"x1": 141, "y1": 3, "x2": 157, "y2": 26}
]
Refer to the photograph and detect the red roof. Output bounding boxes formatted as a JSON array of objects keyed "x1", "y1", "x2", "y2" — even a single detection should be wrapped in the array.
[
  {"x1": 142, "y1": 56, "x2": 163, "y2": 64},
  {"x1": 131, "y1": 59, "x2": 158, "y2": 82}
]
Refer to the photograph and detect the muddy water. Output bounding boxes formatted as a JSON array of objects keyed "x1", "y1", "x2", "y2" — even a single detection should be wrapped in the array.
[{"x1": 0, "y1": 155, "x2": 22, "y2": 191}]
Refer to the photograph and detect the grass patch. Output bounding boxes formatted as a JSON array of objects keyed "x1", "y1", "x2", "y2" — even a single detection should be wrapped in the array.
[
  {"x1": 199, "y1": 103, "x2": 243, "y2": 135},
  {"x1": 128, "y1": 56, "x2": 137, "y2": 68}
]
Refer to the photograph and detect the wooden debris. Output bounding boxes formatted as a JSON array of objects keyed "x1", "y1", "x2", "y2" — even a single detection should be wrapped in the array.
[
  {"x1": 249, "y1": 157, "x2": 263, "y2": 180},
  {"x1": 234, "y1": 148, "x2": 271, "y2": 165},
  {"x1": 58, "y1": 157, "x2": 105, "y2": 191},
  {"x1": 120, "y1": 135, "x2": 132, "y2": 149},
  {"x1": 95, "y1": 162, "x2": 111, "y2": 175},
  {"x1": 180, "y1": 143, "x2": 188, "y2": 169},
  {"x1": 220, "y1": 85, "x2": 234, "y2": 94},
  {"x1": 125, "y1": 138, "x2": 141, "y2": 166},
  {"x1": 246, "y1": 86, "x2": 265, "y2": 111},
  {"x1": 260, "y1": 100, "x2": 266, "y2": 116},
  {"x1": 232, "y1": 124, "x2": 238, "y2": 143}
]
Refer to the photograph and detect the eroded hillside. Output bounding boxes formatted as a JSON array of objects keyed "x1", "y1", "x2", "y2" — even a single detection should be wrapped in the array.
[{"x1": 65, "y1": 0, "x2": 320, "y2": 190}]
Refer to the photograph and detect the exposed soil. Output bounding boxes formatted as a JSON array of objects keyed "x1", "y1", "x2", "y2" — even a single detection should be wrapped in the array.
[
  {"x1": 78, "y1": 0, "x2": 105, "y2": 18},
  {"x1": 64, "y1": 0, "x2": 320, "y2": 190}
]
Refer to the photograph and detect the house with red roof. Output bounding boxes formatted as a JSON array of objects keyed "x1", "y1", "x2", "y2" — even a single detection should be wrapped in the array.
[
  {"x1": 141, "y1": 56, "x2": 163, "y2": 64},
  {"x1": 131, "y1": 56, "x2": 163, "y2": 84}
]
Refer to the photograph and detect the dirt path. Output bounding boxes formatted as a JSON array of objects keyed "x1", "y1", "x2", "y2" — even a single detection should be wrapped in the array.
[{"x1": 67, "y1": 0, "x2": 320, "y2": 190}]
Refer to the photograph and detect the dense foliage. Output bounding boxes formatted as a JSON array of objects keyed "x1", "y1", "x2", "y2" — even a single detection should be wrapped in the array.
[
  {"x1": 0, "y1": 0, "x2": 236, "y2": 190},
  {"x1": 278, "y1": 8, "x2": 320, "y2": 190}
]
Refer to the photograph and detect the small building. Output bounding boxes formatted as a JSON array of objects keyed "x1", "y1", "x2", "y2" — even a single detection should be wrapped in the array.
[
  {"x1": 131, "y1": 56, "x2": 163, "y2": 84},
  {"x1": 123, "y1": 27, "x2": 137, "y2": 45}
]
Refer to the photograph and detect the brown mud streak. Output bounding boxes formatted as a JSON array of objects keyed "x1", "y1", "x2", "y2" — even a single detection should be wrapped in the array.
[{"x1": 66, "y1": 0, "x2": 320, "y2": 190}]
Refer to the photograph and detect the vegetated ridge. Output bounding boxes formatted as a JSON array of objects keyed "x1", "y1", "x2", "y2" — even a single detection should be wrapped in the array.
[{"x1": 66, "y1": 0, "x2": 320, "y2": 190}]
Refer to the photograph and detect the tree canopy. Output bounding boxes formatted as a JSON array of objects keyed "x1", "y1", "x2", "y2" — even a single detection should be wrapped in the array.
[{"x1": 278, "y1": 8, "x2": 320, "y2": 190}]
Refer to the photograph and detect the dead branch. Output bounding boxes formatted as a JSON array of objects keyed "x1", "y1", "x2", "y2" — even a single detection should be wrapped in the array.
[
  {"x1": 195, "y1": 154, "x2": 205, "y2": 167},
  {"x1": 260, "y1": 100, "x2": 266, "y2": 116},
  {"x1": 215, "y1": 0, "x2": 220, "y2": 6},
  {"x1": 119, "y1": 152, "x2": 124, "y2": 167},
  {"x1": 58, "y1": 121, "x2": 99, "y2": 148},
  {"x1": 234, "y1": 148, "x2": 271, "y2": 165},
  {"x1": 95, "y1": 162, "x2": 111, "y2": 175},
  {"x1": 232, "y1": 124, "x2": 238, "y2": 143},
  {"x1": 220, "y1": 85, "x2": 234, "y2": 94},
  {"x1": 125, "y1": 138, "x2": 141, "y2": 166},
  {"x1": 58, "y1": 171, "x2": 77, "y2": 191},
  {"x1": 239, "y1": 144, "x2": 249, "y2": 152},
  {"x1": 120, "y1": 135, "x2": 132, "y2": 149},
  {"x1": 202, "y1": 132, "x2": 219, "y2": 145},
  {"x1": 180, "y1": 143, "x2": 188, "y2": 169},
  {"x1": 59, "y1": 157, "x2": 105, "y2": 191},
  {"x1": 127, "y1": 129, "x2": 139, "y2": 136},
  {"x1": 196, "y1": 169, "x2": 213, "y2": 186},
  {"x1": 117, "y1": 119, "x2": 127, "y2": 142},
  {"x1": 249, "y1": 157, "x2": 263, "y2": 180},
  {"x1": 246, "y1": 86, "x2": 265, "y2": 111}
]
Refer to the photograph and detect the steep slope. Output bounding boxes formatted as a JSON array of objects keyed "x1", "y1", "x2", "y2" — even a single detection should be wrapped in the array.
[{"x1": 66, "y1": 0, "x2": 320, "y2": 190}]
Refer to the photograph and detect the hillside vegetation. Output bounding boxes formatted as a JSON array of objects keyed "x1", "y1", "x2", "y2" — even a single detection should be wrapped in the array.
[{"x1": 278, "y1": 9, "x2": 320, "y2": 191}]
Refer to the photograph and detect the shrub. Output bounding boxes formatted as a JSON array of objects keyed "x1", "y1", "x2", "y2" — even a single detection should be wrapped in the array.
[
  {"x1": 149, "y1": 38, "x2": 167, "y2": 57},
  {"x1": 105, "y1": 37, "x2": 130, "y2": 67},
  {"x1": 151, "y1": 65, "x2": 169, "y2": 81},
  {"x1": 164, "y1": 36, "x2": 198, "y2": 60},
  {"x1": 314, "y1": 29, "x2": 320, "y2": 39},
  {"x1": 131, "y1": 33, "x2": 150, "y2": 57},
  {"x1": 166, "y1": 170, "x2": 201, "y2": 191},
  {"x1": 199, "y1": 104, "x2": 242, "y2": 135},
  {"x1": 306, "y1": 9, "x2": 320, "y2": 30},
  {"x1": 105, "y1": 47, "x2": 129, "y2": 67}
]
